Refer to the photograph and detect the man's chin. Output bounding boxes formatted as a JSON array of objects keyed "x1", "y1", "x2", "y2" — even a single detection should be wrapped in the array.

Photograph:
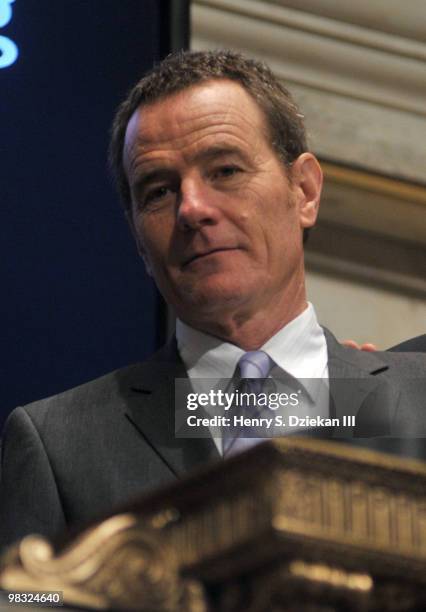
[{"x1": 173, "y1": 281, "x2": 252, "y2": 318}]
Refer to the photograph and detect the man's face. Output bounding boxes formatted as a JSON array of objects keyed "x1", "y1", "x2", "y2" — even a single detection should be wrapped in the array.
[{"x1": 123, "y1": 79, "x2": 319, "y2": 327}]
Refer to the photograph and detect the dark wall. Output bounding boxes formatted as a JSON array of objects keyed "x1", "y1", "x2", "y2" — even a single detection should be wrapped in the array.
[{"x1": 0, "y1": 0, "x2": 174, "y2": 426}]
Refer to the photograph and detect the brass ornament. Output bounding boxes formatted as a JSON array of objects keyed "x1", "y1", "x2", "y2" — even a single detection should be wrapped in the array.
[{"x1": 0, "y1": 514, "x2": 206, "y2": 611}]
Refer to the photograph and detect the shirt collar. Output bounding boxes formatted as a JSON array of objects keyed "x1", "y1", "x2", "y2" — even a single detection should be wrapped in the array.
[
  {"x1": 262, "y1": 303, "x2": 327, "y2": 380},
  {"x1": 176, "y1": 319, "x2": 243, "y2": 379},
  {"x1": 176, "y1": 303, "x2": 327, "y2": 381}
]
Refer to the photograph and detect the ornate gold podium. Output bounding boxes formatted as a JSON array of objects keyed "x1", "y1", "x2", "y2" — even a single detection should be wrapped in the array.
[{"x1": 2, "y1": 438, "x2": 426, "y2": 611}]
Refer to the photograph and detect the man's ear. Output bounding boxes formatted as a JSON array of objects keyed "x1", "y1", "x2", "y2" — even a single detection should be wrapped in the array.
[
  {"x1": 290, "y1": 152, "x2": 323, "y2": 230},
  {"x1": 125, "y1": 209, "x2": 153, "y2": 277}
]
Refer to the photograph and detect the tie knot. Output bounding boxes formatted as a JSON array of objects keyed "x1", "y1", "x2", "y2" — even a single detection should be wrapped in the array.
[{"x1": 238, "y1": 350, "x2": 273, "y2": 379}]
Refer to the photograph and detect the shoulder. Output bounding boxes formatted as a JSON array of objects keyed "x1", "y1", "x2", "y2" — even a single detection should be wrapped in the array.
[
  {"x1": 11, "y1": 364, "x2": 135, "y2": 426},
  {"x1": 4, "y1": 359, "x2": 162, "y2": 434},
  {"x1": 374, "y1": 350, "x2": 426, "y2": 376},
  {"x1": 323, "y1": 326, "x2": 426, "y2": 377},
  {"x1": 4, "y1": 339, "x2": 181, "y2": 432},
  {"x1": 388, "y1": 335, "x2": 426, "y2": 353},
  {"x1": 1, "y1": 370, "x2": 124, "y2": 455}
]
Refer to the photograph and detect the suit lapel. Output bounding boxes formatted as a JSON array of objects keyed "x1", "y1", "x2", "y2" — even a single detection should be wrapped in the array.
[
  {"x1": 324, "y1": 328, "x2": 399, "y2": 437},
  {"x1": 121, "y1": 328, "x2": 400, "y2": 467},
  {"x1": 121, "y1": 339, "x2": 220, "y2": 478}
]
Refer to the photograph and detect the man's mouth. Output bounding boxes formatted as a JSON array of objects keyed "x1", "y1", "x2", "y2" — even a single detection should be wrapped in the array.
[{"x1": 183, "y1": 247, "x2": 238, "y2": 267}]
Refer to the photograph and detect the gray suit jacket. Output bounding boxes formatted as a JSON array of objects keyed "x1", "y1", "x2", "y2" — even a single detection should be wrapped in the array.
[
  {"x1": 389, "y1": 335, "x2": 426, "y2": 352},
  {"x1": 1, "y1": 329, "x2": 425, "y2": 549}
]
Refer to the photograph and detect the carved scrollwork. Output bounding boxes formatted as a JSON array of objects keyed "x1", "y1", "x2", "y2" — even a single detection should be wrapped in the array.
[{"x1": 0, "y1": 514, "x2": 207, "y2": 611}]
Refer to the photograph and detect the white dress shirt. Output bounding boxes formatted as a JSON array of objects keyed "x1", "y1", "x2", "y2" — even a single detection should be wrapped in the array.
[{"x1": 176, "y1": 303, "x2": 329, "y2": 453}]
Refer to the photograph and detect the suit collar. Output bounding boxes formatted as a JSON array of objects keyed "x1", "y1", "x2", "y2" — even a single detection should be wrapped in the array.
[{"x1": 120, "y1": 338, "x2": 220, "y2": 477}]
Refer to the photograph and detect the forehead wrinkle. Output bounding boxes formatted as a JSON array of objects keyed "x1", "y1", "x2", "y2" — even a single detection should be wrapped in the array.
[
  {"x1": 126, "y1": 122, "x2": 265, "y2": 179},
  {"x1": 123, "y1": 81, "x2": 274, "y2": 178},
  {"x1": 136, "y1": 109, "x2": 265, "y2": 145},
  {"x1": 138, "y1": 105, "x2": 268, "y2": 144}
]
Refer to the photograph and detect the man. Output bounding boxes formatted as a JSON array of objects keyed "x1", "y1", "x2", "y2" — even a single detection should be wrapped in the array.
[{"x1": 1, "y1": 50, "x2": 425, "y2": 550}]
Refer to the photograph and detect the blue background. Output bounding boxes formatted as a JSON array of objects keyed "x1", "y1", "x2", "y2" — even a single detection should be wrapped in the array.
[{"x1": 0, "y1": 0, "x2": 172, "y2": 427}]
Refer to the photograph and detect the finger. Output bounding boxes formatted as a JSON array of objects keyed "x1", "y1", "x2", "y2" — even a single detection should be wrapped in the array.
[
  {"x1": 360, "y1": 343, "x2": 378, "y2": 352},
  {"x1": 342, "y1": 340, "x2": 361, "y2": 350}
]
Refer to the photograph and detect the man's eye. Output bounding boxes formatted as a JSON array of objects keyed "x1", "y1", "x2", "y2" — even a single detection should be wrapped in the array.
[
  {"x1": 212, "y1": 166, "x2": 242, "y2": 179},
  {"x1": 144, "y1": 186, "x2": 173, "y2": 206}
]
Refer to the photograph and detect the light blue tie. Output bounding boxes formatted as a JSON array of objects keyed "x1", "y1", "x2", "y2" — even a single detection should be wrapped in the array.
[
  {"x1": 238, "y1": 350, "x2": 273, "y2": 394},
  {"x1": 223, "y1": 350, "x2": 274, "y2": 456}
]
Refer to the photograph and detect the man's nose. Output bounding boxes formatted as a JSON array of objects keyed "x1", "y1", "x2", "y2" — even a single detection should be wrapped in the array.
[{"x1": 176, "y1": 178, "x2": 219, "y2": 231}]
